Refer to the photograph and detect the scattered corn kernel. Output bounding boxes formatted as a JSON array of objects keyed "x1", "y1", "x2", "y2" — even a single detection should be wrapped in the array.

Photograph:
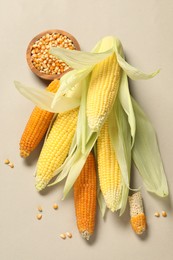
[
  {"x1": 53, "y1": 203, "x2": 58, "y2": 210},
  {"x1": 37, "y1": 214, "x2": 42, "y2": 220},
  {"x1": 37, "y1": 206, "x2": 43, "y2": 212},
  {"x1": 9, "y1": 163, "x2": 14, "y2": 168},
  {"x1": 4, "y1": 159, "x2": 10, "y2": 164},
  {"x1": 66, "y1": 232, "x2": 72, "y2": 238},
  {"x1": 30, "y1": 32, "x2": 76, "y2": 76},
  {"x1": 162, "y1": 211, "x2": 167, "y2": 217},
  {"x1": 60, "y1": 233, "x2": 66, "y2": 239},
  {"x1": 154, "y1": 212, "x2": 160, "y2": 217}
]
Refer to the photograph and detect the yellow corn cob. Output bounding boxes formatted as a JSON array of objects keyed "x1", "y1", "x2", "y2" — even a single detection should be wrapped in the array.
[
  {"x1": 129, "y1": 192, "x2": 147, "y2": 235},
  {"x1": 74, "y1": 152, "x2": 97, "y2": 240},
  {"x1": 20, "y1": 79, "x2": 60, "y2": 158},
  {"x1": 97, "y1": 120, "x2": 122, "y2": 212},
  {"x1": 35, "y1": 108, "x2": 79, "y2": 191},
  {"x1": 87, "y1": 53, "x2": 121, "y2": 132}
]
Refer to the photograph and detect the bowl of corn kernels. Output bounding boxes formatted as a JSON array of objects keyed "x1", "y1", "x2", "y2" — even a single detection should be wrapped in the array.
[{"x1": 26, "y1": 29, "x2": 80, "y2": 80}]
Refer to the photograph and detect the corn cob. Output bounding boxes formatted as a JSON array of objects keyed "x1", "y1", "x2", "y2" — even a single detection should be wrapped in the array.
[
  {"x1": 35, "y1": 108, "x2": 79, "y2": 191},
  {"x1": 129, "y1": 192, "x2": 147, "y2": 235},
  {"x1": 20, "y1": 79, "x2": 60, "y2": 158},
  {"x1": 86, "y1": 53, "x2": 121, "y2": 132},
  {"x1": 74, "y1": 152, "x2": 97, "y2": 240},
  {"x1": 97, "y1": 121, "x2": 122, "y2": 212}
]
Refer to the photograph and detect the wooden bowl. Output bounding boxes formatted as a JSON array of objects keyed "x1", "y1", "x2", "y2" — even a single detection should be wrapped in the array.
[{"x1": 26, "y1": 29, "x2": 80, "y2": 80}]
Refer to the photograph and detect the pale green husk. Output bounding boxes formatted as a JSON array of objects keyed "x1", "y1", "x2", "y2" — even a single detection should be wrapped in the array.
[
  {"x1": 109, "y1": 98, "x2": 131, "y2": 215},
  {"x1": 118, "y1": 71, "x2": 136, "y2": 147},
  {"x1": 50, "y1": 46, "x2": 114, "y2": 70},
  {"x1": 97, "y1": 188, "x2": 107, "y2": 218},
  {"x1": 132, "y1": 97, "x2": 168, "y2": 197},
  {"x1": 94, "y1": 136, "x2": 107, "y2": 217},
  {"x1": 14, "y1": 81, "x2": 80, "y2": 113}
]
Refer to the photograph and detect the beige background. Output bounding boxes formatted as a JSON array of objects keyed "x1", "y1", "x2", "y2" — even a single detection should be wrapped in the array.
[{"x1": 0, "y1": 0, "x2": 173, "y2": 259}]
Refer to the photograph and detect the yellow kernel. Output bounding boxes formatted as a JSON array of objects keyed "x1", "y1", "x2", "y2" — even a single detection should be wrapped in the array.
[
  {"x1": 162, "y1": 211, "x2": 167, "y2": 217},
  {"x1": 53, "y1": 203, "x2": 58, "y2": 210},
  {"x1": 37, "y1": 206, "x2": 43, "y2": 212},
  {"x1": 9, "y1": 163, "x2": 14, "y2": 168},
  {"x1": 154, "y1": 212, "x2": 160, "y2": 217},
  {"x1": 66, "y1": 232, "x2": 72, "y2": 238},
  {"x1": 60, "y1": 233, "x2": 66, "y2": 239},
  {"x1": 4, "y1": 159, "x2": 10, "y2": 164},
  {"x1": 37, "y1": 214, "x2": 42, "y2": 220}
]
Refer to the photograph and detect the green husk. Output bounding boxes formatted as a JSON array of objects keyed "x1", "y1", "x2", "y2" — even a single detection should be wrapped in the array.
[
  {"x1": 109, "y1": 99, "x2": 131, "y2": 215},
  {"x1": 62, "y1": 132, "x2": 98, "y2": 199},
  {"x1": 97, "y1": 188, "x2": 107, "y2": 218},
  {"x1": 94, "y1": 135, "x2": 107, "y2": 217},
  {"x1": 118, "y1": 71, "x2": 136, "y2": 147},
  {"x1": 132, "y1": 97, "x2": 168, "y2": 197},
  {"x1": 115, "y1": 50, "x2": 160, "y2": 80},
  {"x1": 14, "y1": 81, "x2": 80, "y2": 113},
  {"x1": 76, "y1": 76, "x2": 90, "y2": 152},
  {"x1": 50, "y1": 46, "x2": 114, "y2": 70}
]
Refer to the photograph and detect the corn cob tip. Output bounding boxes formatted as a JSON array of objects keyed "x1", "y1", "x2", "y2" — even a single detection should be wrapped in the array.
[
  {"x1": 35, "y1": 176, "x2": 48, "y2": 191},
  {"x1": 104, "y1": 190, "x2": 121, "y2": 212},
  {"x1": 130, "y1": 213, "x2": 146, "y2": 235},
  {"x1": 81, "y1": 231, "x2": 91, "y2": 241},
  {"x1": 20, "y1": 150, "x2": 30, "y2": 158},
  {"x1": 88, "y1": 116, "x2": 104, "y2": 132}
]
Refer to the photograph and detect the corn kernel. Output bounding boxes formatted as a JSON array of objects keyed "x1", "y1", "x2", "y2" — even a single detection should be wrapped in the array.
[
  {"x1": 162, "y1": 211, "x2": 167, "y2": 217},
  {"x1": 154, "y1": 212, "x2": 160, "y2": 217},
  {"x1": 37, "y1": 206, "x2": 43, "y2": 212},
  {"x1": 37, "y1": 214, "x2": 42, "y2": 220},
  {"x1": 60, "y1": 234, "x2": 66, "y2": 239},
  {"x1": 9, "y1": 163, "x2": 14, "y2": 168},
  {"x1": 4, "y1": 159, "x2": 10, "y2": 164},
  {"x1": 53, "y1": 203, "x2": 58, "y2": 210},
  {"x1": 66, "y1": 232, "x2": 72, "y2": 238}
]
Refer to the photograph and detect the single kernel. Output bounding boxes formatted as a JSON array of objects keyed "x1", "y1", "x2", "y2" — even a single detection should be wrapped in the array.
[
  {"x1": 162, "y1": 211, "x2": 167, "y2": 217},
  {"x1": 66, "y1": 232, "x2": 72, "y2": 238},
  {"x1": 37, "y1": 214, "x2": 42, "y2": 220},
  {"x1": 154, "y1": 212, "x2": 160, "y2": 217},
  {"x1": 53, "y1": 203, "x2": 58, "y2": 210},
  {"x1": 38, "y1": 206, "x2": 43, "y2": 212},
  {"x1": 4, "y1": 159, "x2": 10, "y2": 164},
  {"x1": 9, "y1": 163, "x2": 14, "y2": 168},
  {"x1": 60, "y1": 234, "x2": 66, "y2": 239}
]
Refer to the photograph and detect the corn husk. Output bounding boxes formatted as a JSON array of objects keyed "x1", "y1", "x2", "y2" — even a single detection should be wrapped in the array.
[
  {"x1": 108, "y1": 98, "x2": 131, "y2": 215},
  {"x1": 15, "y1": 35, "x2": 168, "y2": 213},
  {"x1": 132, "y1": 97, "x2": 168, "y2": 197}
]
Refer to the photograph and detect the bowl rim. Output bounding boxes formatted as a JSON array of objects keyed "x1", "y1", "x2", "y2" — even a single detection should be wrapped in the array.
[{"x1": 26, "y1": 29, "x2": 80, "y2": 80}]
